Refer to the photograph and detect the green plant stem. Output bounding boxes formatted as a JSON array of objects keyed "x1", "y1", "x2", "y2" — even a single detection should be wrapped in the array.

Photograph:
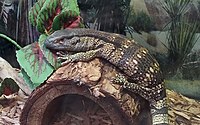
[{"x1": 0, "y1": 34, "x2": 22, "y2": 49}]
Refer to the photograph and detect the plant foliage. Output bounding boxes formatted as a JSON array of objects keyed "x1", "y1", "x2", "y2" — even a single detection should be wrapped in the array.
[
  {"x1": 168, "y1": 19, "x2": 199, "y2": 64},
  {"x1": 160, "y1": 0, "x2": 200, "y2": 76},
  {"x1": 39, "y1": 34, "x2": 61, "y2": 69},
  {"x1": 0, "y1": 33, "x2": 22, "y2": 49},
  {"x1": 16, "y1": 42, "x2": 54, "y2": 86},
  {"x1": 161, "y1": 0, "x2": 190, "y2": 19},
  {"x1": 0, "y1": 78, "x2": 19, "y2": 96},
  {"x1": 16, "y1": 0, "x2": 82, "y2": 90},
  {"x1": 79, "y1": 0, "x2": 130, "y2": 34}
]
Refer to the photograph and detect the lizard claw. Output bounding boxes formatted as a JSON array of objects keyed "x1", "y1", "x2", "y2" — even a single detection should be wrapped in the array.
[
  {"x1": 61, "y1": 58, "x2": 72, "y2": 66},
  {"x1": 57, "y1": 56, "x2": 73, "y2": 66},
  {"x1": 56, "y1": 51, "x2": 67, "y2": 57},
  {"x1": 57, "y1": 56, "x2": 69, "y2": 61}
]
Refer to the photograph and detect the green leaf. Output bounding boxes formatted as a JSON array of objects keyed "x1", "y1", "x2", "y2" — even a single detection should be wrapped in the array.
[
  {"x1": 19, "y1": 69, "x2": 35, "y2": 90},
  {"x1": 38, "y1": 34, "x2": 61, "y2": 69},
  {"x1": 52, "y1": 0, "x2": 80, "y2": 30},
  {"x1": 16, "y1": 42, "x2": 54, "y2": 86},
  {"x1": 52, "y1": 11, "x2": 80, "y2": 30},
  {"x1": 29, "y1": 0, "x2": 46, "y2": 26},
  {"x1": 0, "y1": 78, "x2": 19, "y2": 96},
  {"x1": 61, "y1": 0, "x2": 80, "y2": 15},
  {"x1": 36, "y1": 0, "x2": 60, "y2": 33}
]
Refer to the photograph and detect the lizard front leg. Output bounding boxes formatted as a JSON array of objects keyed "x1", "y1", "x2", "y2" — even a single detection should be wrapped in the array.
[
  {"x1": 112, "y1": 74, "x2": 168, "y2": 125},
  {"x1": 58, "y1": 49, "x2": 101, "y2": 66}
]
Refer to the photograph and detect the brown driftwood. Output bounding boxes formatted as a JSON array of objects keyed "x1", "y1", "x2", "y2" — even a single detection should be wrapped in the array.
[{"x1": 20, "y1": 58, "x2": 151, "y2": 125}]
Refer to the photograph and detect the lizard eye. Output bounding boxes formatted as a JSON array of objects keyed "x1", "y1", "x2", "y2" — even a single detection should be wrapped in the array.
[
  {"x1": 55, "y1": 39, "x2": 63, "y2": 44},
  {"x1": 60, "y1": 39, "x2": 65, "y2": 44}
]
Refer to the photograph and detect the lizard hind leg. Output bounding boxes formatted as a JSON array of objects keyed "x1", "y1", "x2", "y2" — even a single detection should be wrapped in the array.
[
  {"x1": 112, "y1": 73, "x2": 140, "y2": 91},
  {"x1": 112, "y1": 74, "x2": 169, "y2": 125},
  {"x1": 58, "y1": 49, "x2": 101, "y2": 66}
]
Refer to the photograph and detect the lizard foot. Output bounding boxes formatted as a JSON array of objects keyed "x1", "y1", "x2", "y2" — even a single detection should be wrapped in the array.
[
  {"x1": 59, "y1": 56, "x2": 73, "y2": 66},
  {"x1": 56, "y1": 51, "x2": 68, "y2": 57},
  {"x1": 112, "y1": 74, "x2": 140, "y2": 91}
]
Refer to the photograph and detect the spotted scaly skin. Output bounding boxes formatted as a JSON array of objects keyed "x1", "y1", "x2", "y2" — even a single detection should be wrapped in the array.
[{"x1": 45, "y1": 28, "x2": 168, "y2": 125}]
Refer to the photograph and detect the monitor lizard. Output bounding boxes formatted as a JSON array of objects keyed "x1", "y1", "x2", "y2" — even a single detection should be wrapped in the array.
[{"x1": 44, "y1": 28, "x2": 168, "y2": 125}]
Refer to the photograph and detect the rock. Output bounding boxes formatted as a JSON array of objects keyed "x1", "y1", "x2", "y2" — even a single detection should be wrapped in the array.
[
  {"x1": 131, "y1": 0, "x2": 200, "y2": 30},
  {"x1": 188, "y1": 0, "x2": 200, "y2": 20},
  {"x1": 181, "y1": 50, "x2": 200, "y2": 80},
  {"x1": 144, "y1": 0, "x2": 170, "y2": 30},
  {"x1": 146, "y1": 33, "x2": 157, "y2": 47}
]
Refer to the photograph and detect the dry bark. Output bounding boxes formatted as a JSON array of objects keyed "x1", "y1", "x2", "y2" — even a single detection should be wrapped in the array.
[{"x1": 20, "y1": 58, "x2": 151, "y2": 125}]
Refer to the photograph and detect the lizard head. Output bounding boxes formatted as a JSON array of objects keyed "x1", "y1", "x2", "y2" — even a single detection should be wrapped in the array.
[
  {"x1": 44, "y1": 28, "x2": 101, "y2": 52},
  {"x1": 44, "y1": 29, "x2": 80, "y2": 51}
]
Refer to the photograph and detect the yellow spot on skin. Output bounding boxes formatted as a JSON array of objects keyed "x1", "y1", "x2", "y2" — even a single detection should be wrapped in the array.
[
  {"x1": 127, "y1": 40, "x2": 131, "y2": 43},
  {"x1": 142, "y1": 49, "x2": 147, "y2": 54},
  {"x1": 137, "y1": 54, "x2": 142, "y2": 58},
  {"x1": 94, "y1": 39, "x2": 99, "y2": 43},
  {"x1": 124, "y1": 45, "x2": 129, "y2": 48},
  {"x1": 154, "y1": 63, "x2": 159, "y2": 67},
  {"x1": 146, "y1": 73, "x2": 151, "y2": 79},
  {"x1": 132, "y1": 59, "x2": 138, "y2": 64},
  {"x1": 121, "y1": 51, "x2": 124, "y2": 55},
  {"x1": 114, "y1": 33, "x2": 120, "y2": 36},
  {"x1": 150, "y1": 67, "x2": 154, "y2": 73},
  {"x1": 125, "y1": 61, "x2": 129, "y2": 64}
]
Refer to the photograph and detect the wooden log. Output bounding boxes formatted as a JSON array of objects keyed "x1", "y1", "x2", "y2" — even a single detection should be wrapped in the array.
[{"x1": 20, "y1": 59, "x2": 151, "y2": 125}]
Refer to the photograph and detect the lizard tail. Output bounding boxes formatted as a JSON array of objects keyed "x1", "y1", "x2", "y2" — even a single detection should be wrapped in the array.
[{"x1": 150, "y1": 91, "x2": 168, "y2": 125}]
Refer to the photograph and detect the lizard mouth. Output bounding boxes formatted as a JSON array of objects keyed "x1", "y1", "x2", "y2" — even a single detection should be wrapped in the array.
[{"x1": 45, "y1": 38, "x2": 77, "y2": 51}]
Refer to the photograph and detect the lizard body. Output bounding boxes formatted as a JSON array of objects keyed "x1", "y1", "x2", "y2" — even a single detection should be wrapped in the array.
[{"x1": 45, "y1": 28, "x2": 168, "y2": 125}]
